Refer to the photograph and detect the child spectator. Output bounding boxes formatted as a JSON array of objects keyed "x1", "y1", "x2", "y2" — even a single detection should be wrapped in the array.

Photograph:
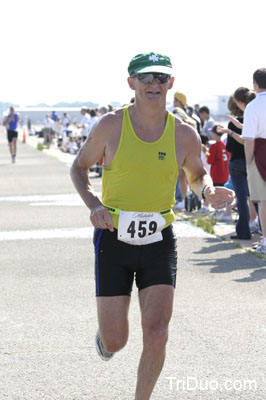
[
  {"x1": 207, "y1": 125, "x2": 230, "y2": 186},
  {"x1": 204, "y1": 125, "x2": 232, "y2": 220}
]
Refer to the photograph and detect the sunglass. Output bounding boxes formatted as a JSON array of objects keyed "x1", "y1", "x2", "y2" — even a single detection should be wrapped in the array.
[{"x1": 132, "y1": 73, "x2": 171, "y2": 84}]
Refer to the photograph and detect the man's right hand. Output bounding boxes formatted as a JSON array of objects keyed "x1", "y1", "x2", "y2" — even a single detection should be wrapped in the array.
[{"x1": 90, "y1": 205, "x2": 114, "y2": 232}]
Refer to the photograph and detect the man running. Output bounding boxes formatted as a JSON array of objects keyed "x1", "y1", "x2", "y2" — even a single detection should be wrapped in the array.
[
  {"x1": 3, "y1": 106, "x2": 20, "y2": 163},
  {"x1": 70, "y1": 52, "x2": 234, "y2": 400}
]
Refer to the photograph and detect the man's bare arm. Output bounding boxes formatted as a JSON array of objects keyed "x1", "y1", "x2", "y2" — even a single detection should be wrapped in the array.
[
  {"x1": 70, "y1": 117, "x2": 114, "y2": 231},
  {"x1": 179, "y1": 125, "x2": 212, "y2": 195},
  {"x1": 180, "y1": 125, "x2": 235, "y2": 208},
  {"x1": 178, "y1": 169, "x2": 189, "y2": 199}
]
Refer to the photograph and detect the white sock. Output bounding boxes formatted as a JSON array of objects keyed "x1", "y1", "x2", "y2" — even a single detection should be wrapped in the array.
[{"x1": 263, "y1": 238, "x2": 266, "y2": 246}]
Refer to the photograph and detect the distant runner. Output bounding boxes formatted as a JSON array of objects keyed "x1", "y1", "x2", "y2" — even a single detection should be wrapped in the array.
[{"x1": 3, "y1": 106, "x2": 20, "y2": 163}]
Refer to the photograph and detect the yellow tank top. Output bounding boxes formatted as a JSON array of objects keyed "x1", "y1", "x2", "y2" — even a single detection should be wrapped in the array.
[{"x1": 102, "y1": 106, "x2": 178, "y2": 228}]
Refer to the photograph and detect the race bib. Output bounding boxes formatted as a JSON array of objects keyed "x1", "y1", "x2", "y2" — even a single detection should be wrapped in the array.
[{"x1": 118, "y1": 211, "x2": 166, "y2": 245}]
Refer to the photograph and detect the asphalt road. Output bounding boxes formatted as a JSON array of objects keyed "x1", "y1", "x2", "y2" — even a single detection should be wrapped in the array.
[{"x1": 1, "y1": 133, "x2": 266, "y2": 400}]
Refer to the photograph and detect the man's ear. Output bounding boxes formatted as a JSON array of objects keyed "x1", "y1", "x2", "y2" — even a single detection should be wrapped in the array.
[
  {"x1": 168, "y1": 76, "x2": 175, "y2": 90},
  {"x1": 253, "y1": 80, "x2": 259, "y2": 92},
  {"x1": 127, "y1": 76, "x2": 136, "y2": 90}
]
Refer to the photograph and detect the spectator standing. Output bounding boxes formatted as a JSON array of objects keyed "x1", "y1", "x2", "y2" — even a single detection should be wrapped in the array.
[
  {"x1": 51, "y1": 110, "x2": 58, "y2": 122},
  {"x1": 53, "y1": 116, "x2": 62, "y2": 141},
  {"x1": 172, "y1": 107, "x2": 194, "y2": 210},
  {"x1": 27, "y1": 117, "x2": 32, "y2": 133},
  {"x1": 88, "y1": 108, "x2": 98, "y2": 131},
  {"x1": 224, "y1": 93, "x2": 255, "y2": 239},
  {"x1": 172, "y1": 101, "x2": 206, "y2": 213},
  {"x1": 169, "y1": 91, "x2": 201, "y2": 134},
  {"x1": 231, "y1": 89, "x2": 260, "y2": 234},
  {"x1": 171, "y1": 94, "x2": 199, "y2": 210},
  {"x1": 98, "y1": 106, "x2": 109, "y2": 116},
  {"x1": 172, "y1": 107, "x2": 196, "y2": 129},
  {"x1": 59, "y1": 123, "x2": 73, "y2": 147},
  {"x1": 175, "y1": 92, "x2": 201, "y2": 133},
  {"x1": 42, "y1": 114, "x2": 54, "y2": 144},
  {"x1": 168, "y1": 91, "x2": 187, "y2": 112},
  {"x1": 194, "y1": 103, "x2": 200, "y2": 117},
  {"x1": 62, "y1": 112, "x2": 71, "y2": 127},
  {"x1": 199, "y1": 106, "x2": 215, "y2": 140},
  {"x1": 79, "y1": 106, "x2": 90, "y2": 141},
  {"x1": 50, "y1": 111, "x2": 58, "y2": 138},
  {"x1": 242, "y1": 69, "x2": 266, "y2": 254},
  {"x1": 3, "y1": 106, "x2": 20, "y2": 163},
  {"x1": 187, "y1": 106, "x2": 202, "y2": 135}
]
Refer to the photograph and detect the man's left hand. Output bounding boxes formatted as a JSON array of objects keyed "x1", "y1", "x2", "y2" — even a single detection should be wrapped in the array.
[{"x1": 205, "y1": 186, "x2": 235, "y2": 209}]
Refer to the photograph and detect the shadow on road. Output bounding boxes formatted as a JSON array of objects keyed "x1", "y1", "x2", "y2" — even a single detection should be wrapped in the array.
[{"x1": 191, "y1": 237, "x2": 266, "y2": 282}]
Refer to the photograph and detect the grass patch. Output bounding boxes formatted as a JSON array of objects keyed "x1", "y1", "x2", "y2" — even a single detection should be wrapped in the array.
[
  {"x1": 193, "y1": 215, "x2": 216, "y2": 234},
  {"x1": 233, "y1": 242, "x2": 242, "y2": 249},
  {"x1": 175, "y1": 212, "x2": 217, "y2": 235},
  {"x1": 253, "y1": 252, "x2": 266, "y2": 260},
  {"x1": 37, "y1": 143, "x2": 44, "y2": 151},
  {"x1": 37, "y1": 143, "x2": 50, "y2": 151}
]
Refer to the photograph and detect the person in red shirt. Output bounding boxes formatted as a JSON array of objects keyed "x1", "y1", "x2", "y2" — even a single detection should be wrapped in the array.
[
  {"x1": 207, "y1": 125, "x2": 230, "y2": 186},
  {"x1": 205, "y1": 125, "x2": 232, "y2": 222}
]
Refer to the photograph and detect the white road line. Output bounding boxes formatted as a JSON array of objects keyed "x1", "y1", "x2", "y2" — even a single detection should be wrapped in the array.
[
  {"x1": 0, "y1": 193, "x2": 101, "y2": 203},
  {"x1": 0, "y1": 223, "x2": 212, "y2": 241},
  {"x1": 0, "y1": 192, "x2": 102, "y2": 207},
  {"x1": 30, "y1": 202, "x2": 83, "y2": 206},
  {"x1": 0, "y1": 227, "x2": 94, "y2": 241}
]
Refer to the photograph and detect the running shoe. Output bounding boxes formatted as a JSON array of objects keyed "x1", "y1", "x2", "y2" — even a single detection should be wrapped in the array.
[
  {"x1": 95, "y1": 330, "x2": 114, "y2": 361},
  {"x1": 255, "y1": 244, "x2": 266, "y2": 255},
  {"x1": 249, "y1": 219, "x2": 260, "y2": 234},
  {"x1": 213, "y1": 209, "x2": 224, "y2": 216},
  {"x1": 197, "y1": 207, "x2": 209, "y2": 214},
  {"x1": 173, "y1": 200, "x2": 185, "y2": 211},
  {"x1": 252, "y1": 240, "x2": 261, "y2": 249},
  {"x1": 216, "y1": 214, "x2": 233, "y2": 223}
]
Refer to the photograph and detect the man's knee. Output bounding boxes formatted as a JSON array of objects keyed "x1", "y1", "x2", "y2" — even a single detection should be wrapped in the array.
[
  {"x1": 143, "y1": 325, "x2": 169, "y2": 351},
  {"x1": 102, "y1": 332, "x2": 128, "y2": 353}
]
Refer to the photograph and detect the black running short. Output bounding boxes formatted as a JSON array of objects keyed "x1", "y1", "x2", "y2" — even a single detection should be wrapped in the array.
[
  {"x1": 7, "y1": 130, "x2": 18, "y2": 143},
  {"x1": 93, "y1": 225, "x2": 177, "y2": 297}
]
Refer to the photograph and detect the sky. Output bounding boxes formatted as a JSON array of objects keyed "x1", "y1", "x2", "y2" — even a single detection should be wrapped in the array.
[{"x1": 1, "y1": 0, "x2": 265, "y2": 108}]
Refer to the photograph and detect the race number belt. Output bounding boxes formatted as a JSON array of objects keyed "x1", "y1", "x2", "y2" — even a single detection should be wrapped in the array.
[{"x1": 105, "y1": 206, "x2": 170, "y2": 246}]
